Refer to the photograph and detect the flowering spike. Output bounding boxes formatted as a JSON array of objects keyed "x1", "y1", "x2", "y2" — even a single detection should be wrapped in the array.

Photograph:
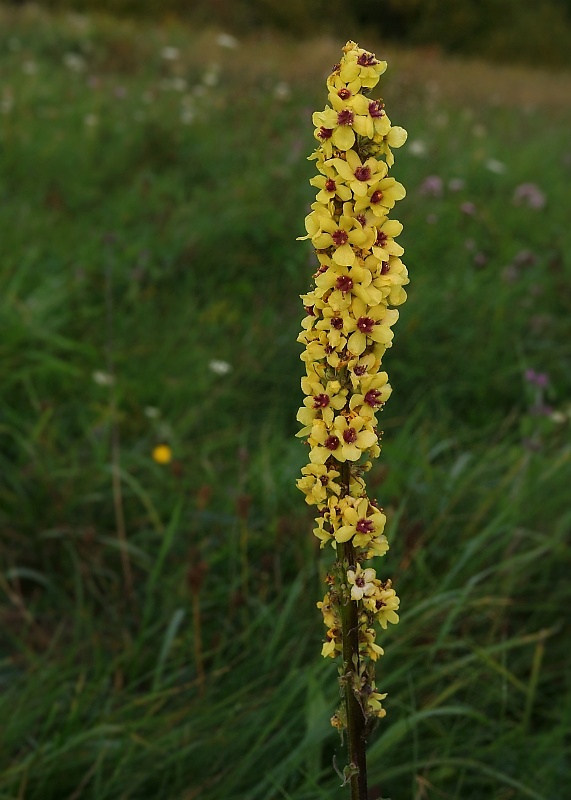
[{"x1": 296, "y1": 41, "x2": 408, "y2": 795}]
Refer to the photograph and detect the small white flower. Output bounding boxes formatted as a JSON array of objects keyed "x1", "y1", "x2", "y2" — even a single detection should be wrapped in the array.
[
  {"x1": 63, "y1": 53, "x2": 86, "y2": 72},
  {"x1": 203, "y1": 67, "x2": 219, "y2": 87},
  {"x1": 408, "y1": 140, "x2": 427, "y2": 157},
  {"x1": 161, "y1": 46, "x2": 179, "y2": 61},
  {"x1": 274, "y1": 82, "x2": 290, "y2": 100},
  {"x1": 92, "y1": 370, "x2": 114, "y2": 386},
  {"x1": 485, "y1": 158, "x2": 506, "y2": 174},
  {"x1": 216, "y1": 33, "x2": 239, "y2": 49},
  {"x1": 209, "y1": 359, "x2": 232, "y2": 376},
  {"x1": 550, "y1": 411, "x2": 567, "y2": 424},
  {"x1": 84, "y1": 113, "x2": 99, "y2": 127},
  {"x1": 180, "y1": 108, "x2": 195, "y2": 125},
  {"x1": 171, "y1": 77, "x2": 187, "y2": 92},
  {"x1": 448, "y1": 178, "x2": 465, "y2": 192},
  {"x1": 144, "y1": 406, "x2": 161, "y2": 419},
  {"x1": 22, "y1": 61, "x2": 37, "y2": 75}
]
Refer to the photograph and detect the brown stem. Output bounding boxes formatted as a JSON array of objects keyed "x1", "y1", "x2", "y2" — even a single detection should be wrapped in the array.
[{"x1": 339, "y1": 462, "x2": 368, "y2": 800}]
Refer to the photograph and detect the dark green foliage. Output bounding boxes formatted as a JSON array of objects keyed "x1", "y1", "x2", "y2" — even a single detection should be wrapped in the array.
[
  {"x1": 0, "y1": 8, "x2": 570, "y2": 799},
  {"x1": 30, "y1": 0, "x2": 571, "y2": 67}
]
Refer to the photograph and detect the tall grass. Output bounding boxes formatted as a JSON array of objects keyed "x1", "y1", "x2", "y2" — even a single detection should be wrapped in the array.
[{"x1": 0, "y1": 6, "x2": 570, "y2": 798}]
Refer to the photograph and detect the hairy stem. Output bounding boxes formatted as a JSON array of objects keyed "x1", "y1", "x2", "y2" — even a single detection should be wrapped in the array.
[{"x1": 340, "y1": 462, "x2": 368, "y2": 800}]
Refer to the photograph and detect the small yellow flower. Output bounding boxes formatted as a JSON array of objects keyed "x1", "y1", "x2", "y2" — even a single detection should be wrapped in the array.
[{"x1": 152, "y1": 444, "x2": 172, "y2": 465}]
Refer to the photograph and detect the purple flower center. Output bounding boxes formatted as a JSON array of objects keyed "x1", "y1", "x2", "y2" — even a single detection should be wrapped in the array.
[
  {"x1": 313, "y1": 393, "x2": 330, "y2": 409},
  {"x1": 380, "y1": 261, "x2": 390, "y2": 275},
  {"x1": 332, "y1": 229, "x2": 349, "y2": 246},
  {"x1": 319, "y1": 475, "x2": 329, "y2": 485},
  {"x1": 331, "y1": 317, "x2": 344, "y2": 330},
  {"x1": 325, "y1": 178, "x2": 336, "y2": 192},
  {"x1": 370, "y1": 190, "x2": 384, "y2": 204},
  {"x1": 357, "y1": 53, "x2": 378, "y2": 66},
  {"x1": 375, "y1": 231, "x2": 388, "y2": 247},
  {"x1": 336, "y1": 275, "x2": 353, "y2": 293},
  {"x1": 318, "y1": 126, "x2": 333, "y2": 140},
  {"x1": 356, "y1": 213, "x2": 366, "y2": 226},
  {"x1": 338, "y1": 88, "x2": 351, "y2": 100},
  {"x1": 355, "y1": 575, "x2": 365, "y2": 587},
  {"x1": 357, "y1": 316, "x2": 375, "y2": 334},
  {"x1": 368, "y1": 100, "x2": 385, "y2": 118},
  {"x1": 325, "y1": 435, "x2": 339, "y2": 450},
  {"x1": 364, "y1": 389, "x2": 382, "y2": 407},
  {"x1": 337, "y1": 109, "x2": 354, "y2": 126},
  {"x1": 343, "y1": 427, "x2": 357, "y2": 444},
  {"x1": 356, "y1": 518, "x2": 374, "y2": 534},
  {"x1": 304, "y1": 304, "x2": 315, "y2": 316},
  {"x1": 354, "y1": 365, "x2": 367, "y2": 376},
  {"x1": 354, "y1": 166, "x2": 371, "y2": 182}
]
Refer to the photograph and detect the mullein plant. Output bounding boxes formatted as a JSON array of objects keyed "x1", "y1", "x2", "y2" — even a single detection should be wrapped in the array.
[{"x1": 296, "y1": 41, "x2": 408, "y2": 798}]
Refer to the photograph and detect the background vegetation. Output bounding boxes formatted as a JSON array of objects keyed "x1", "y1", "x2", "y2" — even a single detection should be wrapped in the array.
[
  {"x1": 28, "y1": 0, "x2": 571, "y2": 68},
  {"x1": 1, "y1": 4, "x2": 570, "y2": 799}
]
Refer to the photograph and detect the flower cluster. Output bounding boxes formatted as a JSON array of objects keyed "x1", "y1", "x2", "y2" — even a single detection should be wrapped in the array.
[{"x1": 296, "y1": 41, "x2": 408, "y2": 725}]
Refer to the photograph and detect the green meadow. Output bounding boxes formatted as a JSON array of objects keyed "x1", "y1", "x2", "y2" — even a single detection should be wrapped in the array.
[{"x1": 1, "y1": 6, "x2": 570, "y2": 799}]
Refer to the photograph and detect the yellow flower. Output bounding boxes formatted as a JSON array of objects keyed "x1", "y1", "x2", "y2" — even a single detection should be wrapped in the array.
[
  {"x1": 335, "y1": 497, "x2": 387, "y2": 546},
  {"x1": 330, "y1": 150, "x2": 388, "y2": 198},
  {"x1": 354, "y1": 179, "x2": 406, "y2": 218},
  {"x1": 297, "y1": 40, "x2": 407, "y2": 706},
  {"x1": 152, "y1": 444, "x2": 172, "y2": 465},
  {"x1": 373, "y1": 125, "x2": 408, "y2": 168},
  {"x1": 349, "y1": 372, "x2": 392, "y2": 418},
  {"x1": 308, "y1": 415, "x2": 377, "y2": 465},
  {"x1": 312, "y1": 104, "x2": 368, "y2": 152},
  {"x1": 297, "y1": 464, "x2": 341, "y2": 505},
  {"x1": 300, "y1": 204, "x2": 372, "y2": 267},
  {"x1": 345, "y1": 298, "x2": 399, "y2": 357}
]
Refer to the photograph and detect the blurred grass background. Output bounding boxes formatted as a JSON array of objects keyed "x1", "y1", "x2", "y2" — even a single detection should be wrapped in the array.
[{"x1": 0, "y1": 3, "x2": 570, "y2": 799}]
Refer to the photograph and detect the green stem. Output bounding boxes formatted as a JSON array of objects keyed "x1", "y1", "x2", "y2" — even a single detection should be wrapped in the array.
[{"x1": 339, "y1": 462, "x2": 368, "y2": 800}]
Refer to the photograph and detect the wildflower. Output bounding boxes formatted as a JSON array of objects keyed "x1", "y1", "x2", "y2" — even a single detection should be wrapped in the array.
[
  {"x1": 216, "y1": 33, "x2": 239, "y2": 49},
  {"x1": 63, "y1": 53, "x2": 86, "y2": 72},
  {"x1": 329, "y1": 150, "x2": 388, "y2": 197},
  {"x1": 297, "y1": 464, "x2": 341, "y2": 505},
  {"x1": 485, "y1": 158, "x2": 506, "y2": 174},
  {"x1": 274, "y1": 82, "x2": 290, "y2": 100},
  {"x1": 334, "y1": 497, "x2": 387, "y2": 545},
  {"x1": 525, "y1": 369, "x2": 549, "y2": 388},
  {"x1": 408, "y1": 140, "x2": 427, "y2": 157},
  {"x1": 161, "y1": 46, "x2": 179, "y2": 60},
  {"x1": 92, "y1": 370, "x2": 114, "y2": 386},
  {"x1": 513, "y1": 183, "x2": 546, "y2": 210},
  {"x1": 152, "y1": 444, "x2": 172, "y2": 464},
  {"x1": 419, "y1": 175, "x2": 444, "y2": 198},
  {"x1": 347, "y1": 564, "x2": 376, "y2": 600},
  {"x1": 209, "y1": 359, "x2": 232, "y2": 375},
  {"x1": 296, "y1": 41, "x2": 407, "y2": 753}
]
